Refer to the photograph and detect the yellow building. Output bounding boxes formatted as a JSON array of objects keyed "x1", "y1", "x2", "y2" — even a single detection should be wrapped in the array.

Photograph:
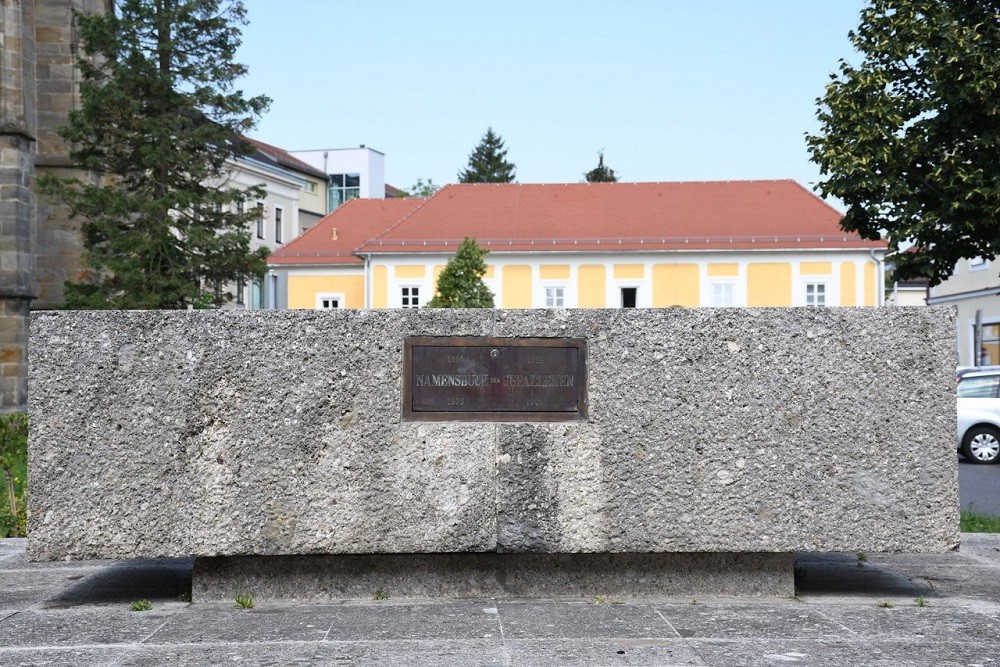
[{"x1": 269, "y1": 181, "x2": 885, "y2": 310}]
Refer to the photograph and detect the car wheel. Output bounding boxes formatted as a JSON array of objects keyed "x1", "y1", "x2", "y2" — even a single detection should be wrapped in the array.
[{"x1": 961, "y1": 426, "x2": 1000, "y2": 464}]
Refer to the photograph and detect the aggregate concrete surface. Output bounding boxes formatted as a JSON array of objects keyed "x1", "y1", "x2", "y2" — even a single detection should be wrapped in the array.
[
  {"x1": 30, "y1": 309, "x2": 958, "y2": 561},
  {"x1": 2, "y1": 536, "x2": 998, "y2": 666}
]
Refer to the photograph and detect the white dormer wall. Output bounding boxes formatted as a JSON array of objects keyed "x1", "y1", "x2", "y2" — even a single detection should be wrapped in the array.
[{"x1": 290, "y1": 146, "x2": 386, "y2": 199}]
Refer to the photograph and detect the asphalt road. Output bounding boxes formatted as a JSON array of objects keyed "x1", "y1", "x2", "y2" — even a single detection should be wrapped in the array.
[{"x1": 958, "y1": 456, "x2": 1000, "y2": 516}]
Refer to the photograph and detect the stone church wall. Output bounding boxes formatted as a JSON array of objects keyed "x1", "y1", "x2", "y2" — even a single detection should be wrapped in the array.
[{"x1": 0, "y1": 0, "x2": 109, "y2": 411}]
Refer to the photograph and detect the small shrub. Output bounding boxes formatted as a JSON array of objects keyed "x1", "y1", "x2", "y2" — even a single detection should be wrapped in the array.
[
  {"x1": 235, "y1": 593, "x2": 254, "y2": 609},
  {"x1": 373, "y1": 589, "x2": 389, "y2": 601},
  {"x1": 916, "y1": 597, "x2": 928, "y2": 607},
  {"x1": 0, "y1": 413, "x2": 28, "y2": 538},
  {"x1": 130, "y1": 599, "x2": 152, "y2": 611}
]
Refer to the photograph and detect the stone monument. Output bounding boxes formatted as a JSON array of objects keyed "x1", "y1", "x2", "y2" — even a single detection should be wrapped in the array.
[{"x1": 28, "y1": 307, "x2": 958, "y2": 601}]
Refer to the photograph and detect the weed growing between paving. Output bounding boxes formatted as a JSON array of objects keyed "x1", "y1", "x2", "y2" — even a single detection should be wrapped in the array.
[{"x1": 130, "y1": 599, "x2": 152, "y2": 611}]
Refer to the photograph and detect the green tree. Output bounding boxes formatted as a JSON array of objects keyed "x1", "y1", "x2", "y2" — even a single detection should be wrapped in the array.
[
  {"x1": 806, "y1": 0, "x2": 1000, "y2": 286},
  {"x1": 585, "y1": 151, "x2": 618, "y2": 183},
  {"x1": 408, "y1": 177, "x2": 440, "y2": 197},
  {"x1": 457, "y1": 128, "x2": 516, "y2": 183},
  {"x1": 426, "y1": 237, "x2": 495, "y2": 308},
  {"x1": 39, "y1": 0, "x2": 271, "y2": 308}
]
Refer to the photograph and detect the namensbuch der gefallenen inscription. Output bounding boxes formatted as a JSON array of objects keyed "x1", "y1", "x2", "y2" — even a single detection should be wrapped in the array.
[{"x1": 402, "y1": 337, "x2": 588, "y2": 422}]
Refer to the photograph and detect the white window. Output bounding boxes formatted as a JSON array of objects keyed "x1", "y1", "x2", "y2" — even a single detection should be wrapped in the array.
[
  {"x1": 316, "y1": 293, "x2": 343, "y2": 310},
  {"x1": 274, "y1": 206, "x2": 283, "y2": 244},
  {"x1": 303, "y1": 181, "x2": 317, "y2": 194},
  {"x1": 544, "y1": 286, "x2": 565, "y2": 308},
  {"x1": 712, "y1": 283, "x2": 735, "y2": 307},
  {"x1": 329, "y1": 173, "x2": 361, "y2": 209},
  {"x1": 401, "y1": 286, "x2": 420, "y2": 308},
  {"x1": 805, "y1": 283, "x2": 827, "y2": 307}
]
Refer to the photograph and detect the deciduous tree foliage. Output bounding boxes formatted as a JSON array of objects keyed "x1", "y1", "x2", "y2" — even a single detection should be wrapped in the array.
[
  {"x1": 426, "y1": 237, "x2": 495, "y2": 308},
  {"x1": 806, "y1": 0, "x2": 1000, "y2": 286},
  {"x1": 458, "y1": 128, "x2": 516, "y2": 183},
  {"x1": 408, "y1": 177, "x2": 440, "y2": 197},
  {"x1": 584, "y1": 152, "x2": 618, "y2": 183},
  {"x1": 39, "y1": 0, "x2": 271, "y2": 308}
]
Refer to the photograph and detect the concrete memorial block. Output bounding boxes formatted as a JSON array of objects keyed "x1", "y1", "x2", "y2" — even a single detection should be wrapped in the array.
[{"x1": 28, "y1": 308, "x2": 957, "y2": 598}]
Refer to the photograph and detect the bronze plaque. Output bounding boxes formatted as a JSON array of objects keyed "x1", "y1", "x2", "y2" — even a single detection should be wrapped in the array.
[{"x1": 402, "y1": 337, "x2": 587, "y2": 422}]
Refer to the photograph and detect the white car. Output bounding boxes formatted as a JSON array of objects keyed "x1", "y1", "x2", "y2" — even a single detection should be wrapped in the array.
[{"x1": 957, "y1": 368, "x2": 1000, "y2": 464}]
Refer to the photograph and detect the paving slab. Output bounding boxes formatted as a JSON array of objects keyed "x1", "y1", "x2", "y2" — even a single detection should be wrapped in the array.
[
  {"x1": 0, "y1": 607, "x2": 174, "y2": 648},
  {"x1": 313, "y1": 639, "x2": 507, "y2": 667},
  {"x1": 505, "y1": 638, "x2": 704, "y2": 666},
  {"x1": 0, "y1": 646, "x2": 133, "y2": 667},
  {"x1": 497, "y1": 600, "x2": 676, "y2": 639},
  {"x1": 656, "y1": 602, "x2": 851, "y2": 640},
  {"x1": 319, "y1": 602, "x2": 503, "y2": 641}
]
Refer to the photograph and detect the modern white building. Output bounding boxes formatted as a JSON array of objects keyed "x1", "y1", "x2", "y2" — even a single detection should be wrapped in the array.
[{"x1": 290, "y1": 146, "x2": 387, "y2": 210}]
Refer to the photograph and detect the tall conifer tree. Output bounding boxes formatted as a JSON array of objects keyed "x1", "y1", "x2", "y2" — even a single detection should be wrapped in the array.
[
  {"x1": 457, "y1": 128, "x2": 516, "y2": 183},
  {"x1": 39, "y1": 0, "x2": 271, "y2": 308},
  {"x1": 584, "y1": 152, "x2": 618, "y2": 183}
]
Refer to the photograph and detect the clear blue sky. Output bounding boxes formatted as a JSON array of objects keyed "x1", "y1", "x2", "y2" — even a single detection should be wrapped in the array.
[{"x1": 237, "y1": 1, "x2": 867, "y2": 201}]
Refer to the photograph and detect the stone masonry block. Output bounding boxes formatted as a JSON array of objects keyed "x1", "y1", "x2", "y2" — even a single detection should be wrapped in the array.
[{"x1": 28, "y1": 309, "x2": 958, "y2": 562}]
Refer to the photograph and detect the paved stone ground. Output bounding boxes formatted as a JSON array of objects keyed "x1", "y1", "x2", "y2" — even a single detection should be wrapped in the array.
[{"x1": 1, "y1": 536, "x2": 998, "y2": 666}]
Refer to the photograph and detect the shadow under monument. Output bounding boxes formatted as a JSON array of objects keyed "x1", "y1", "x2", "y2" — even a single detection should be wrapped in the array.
[{"x1": 40, "y1": 558, "x2": 194, "y2": 608}]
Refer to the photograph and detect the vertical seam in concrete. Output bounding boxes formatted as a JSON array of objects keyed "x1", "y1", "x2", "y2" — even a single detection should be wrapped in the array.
[
  {"x1": 492, "y1": 309, "x2": 500, "y2": 551},
  {"x1": 493, "y1": 421, "x2": 500, "y2": 550}
]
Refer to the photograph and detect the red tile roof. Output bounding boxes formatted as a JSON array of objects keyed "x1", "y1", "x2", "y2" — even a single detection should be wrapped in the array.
[
  {"x1": 269, "y1": 198, "x2": 426, "y2": 265},
  {"x1": 268, "y1": 180, "x2": 884, "y2": 266},
  {"x1": 359, "y1": 181, "x2": 884, "y2": 254}
]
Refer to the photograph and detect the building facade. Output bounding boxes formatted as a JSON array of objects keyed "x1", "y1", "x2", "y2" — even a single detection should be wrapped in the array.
[
  {"x1": 270, "y1": 181, "x2": 886, "y2": 312},
  {"x1": 927, "y1": 258, "x2": 1000, "y2": 366}
]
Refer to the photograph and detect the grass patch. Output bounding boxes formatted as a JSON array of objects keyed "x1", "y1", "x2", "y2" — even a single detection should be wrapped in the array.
[
  {"x1": 130, "y1": 599, "x2": 152, "y2": 612},
  {"x1": 0, "y1": 414, "x2": 28, "y2": 538},
  {"x1": 960, "y1": 508, "x2": 1000, "y2": 533},
  {"x1": 235, "y1": 593, "x2": 254, "y2": 609}
]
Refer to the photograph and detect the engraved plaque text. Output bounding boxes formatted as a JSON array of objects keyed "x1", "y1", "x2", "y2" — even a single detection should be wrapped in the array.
[{"x1": 402, "y1": 337, "x2": 587, "y2": 421}]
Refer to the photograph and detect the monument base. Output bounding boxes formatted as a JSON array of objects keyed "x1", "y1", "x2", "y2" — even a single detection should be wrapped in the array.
[{"x1": 192, "y1": 552, "x2": 794, "y2": 602}]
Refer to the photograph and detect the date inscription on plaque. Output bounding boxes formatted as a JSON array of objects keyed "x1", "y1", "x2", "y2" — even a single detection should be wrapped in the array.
[{"x1": 402, "y1": 337, "x2": 587, "y2": 422}]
